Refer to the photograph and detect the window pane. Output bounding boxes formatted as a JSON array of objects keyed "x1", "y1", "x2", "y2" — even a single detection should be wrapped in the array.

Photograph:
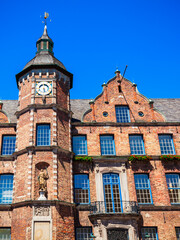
[
  {"x1": 134, "y1": 174, "x2": 152, "y2": 204},
  {"x1": 166, "y1": 174, "x2": 180, "y2": 203},
  {"x1": 141, "y1": 227, "x2": 158, "y2": 240},
  {"x1": 0, "y1": 175, "x2": 13, "y2": 204},
  {"x1": 2, "y1": 136, "x2": 16, "y2": 155},
  {"x1": 115, "y1": 106, "x2": 130, "y2": 123},
  {"x1": 36, "y1": 125, "x2": 50, "y2": 146},
  {"x1": 159, "y1": 135, "x2": 175, "y2": 155},
  {"x1": 76, "y1": 228, "x2": 91, "y2": 240},
  {"x1": 73, "y1": 136, "x2": 87, "y2": 155},
  {"x1": 0, "y1": 228, "x2": 11, "y2": 240},
  {"x1": 74, "y1": 175, "x2": 90, "y2": 204},
  {"x1": 129, "y1": 135, "x2": 145, "y2": 155},
  {"x1": 176, "y1": 227, "x2": 180, "y2": 240},
  {"x1": 103, "y1": 173, "x2": 122, "y2": 213},
  {"x1": 100, "y1": 136, "x2": 115, "y2": 155}
]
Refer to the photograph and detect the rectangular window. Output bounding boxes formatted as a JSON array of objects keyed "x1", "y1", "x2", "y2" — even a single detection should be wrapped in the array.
[
  {"x1": 0, "y1": 175, "x2": 13, "y2": 204},
  {"x1": 159, "y1": 135, "x2": 175, "y2": 155},
  {"x1": 73, "y1": 136, "x2": 87, "y2": 155},
  {"x1": 115, "y1": 106, "x2": 130, "y2": 123},
  {"x1": 103, "y1": 173, "x2": 122, "y2": 213},
  {"x1": 141, "y1": 227, "x2": 158, "y2": 240},
  {"x1": 129, "y1": 135, "x2": 145, "y2": 155},
  {"x1": 76, "y1": 227, "x2": 92, "y2": 240},
  {"x1": 134, "y1": 174, "x2": 153, "y2": 204},
  {"x1": 166, "y1": 174, "x2": 180, "y2": 204},
  {"x1": 176, "y1": 227, "x2": 180, "y2": 240},
  {"x1": 0, "y1": 228, "x2": 11, "y2": 240},
  {"x1": 36, "y1": 124, "x2": 50, "y2": 146},
  {"x1": 100, "y1": 135, "x2": 116, "y2": 155},
  {"x1": 74, "y1": 174, "x2": 90, "y2": 204},
  {"x1": 2, "y1": 136, "x2": 16, "y2": 155}
]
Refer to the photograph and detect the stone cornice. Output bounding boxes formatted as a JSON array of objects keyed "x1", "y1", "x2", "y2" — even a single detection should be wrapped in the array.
[
  {"x1": 72, "y1": 122, "x2": 180, "y2": 127},
  {"x1": 13, "y1": 145, "x2": 73, "y2": 157},
  {"x1": 0, "y1": 123, "x2": 16, "y2": 128},
  {"x1": 73, "y1": 155, "x2": 170, "y2": 163},
  {"x1": 15, "y1": 104, "x2": 73, "y2": 118},
  {"x1": 0, "y1": 200, "x2": 76, "y2": 210},
  {"x1": 139, "y1": 205, "x2": 180, "y2": 211},
  {"x1": 88, "y1": 212, "x2": 140, "y2": 220}
]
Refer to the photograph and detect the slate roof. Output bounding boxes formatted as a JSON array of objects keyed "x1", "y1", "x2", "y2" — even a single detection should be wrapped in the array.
[
  {"x1": 1, "y1": 99, "x2": 180, "y2": 123},
  {"x1": 23, "y1": 52, "x2": 66, "y2": 70},
  {"x1": 1, "y1": 100, "x2": 18, "y2": 123}
]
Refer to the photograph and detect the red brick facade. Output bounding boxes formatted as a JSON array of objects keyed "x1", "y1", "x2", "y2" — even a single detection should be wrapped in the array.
[{"x1": 0, "y1": 27, "x2": 179, "y2": 240}]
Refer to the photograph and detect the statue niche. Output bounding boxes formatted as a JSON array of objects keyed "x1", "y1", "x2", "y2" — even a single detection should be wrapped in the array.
[{"x1": 35, "y1": 163, "x2": 49, "y2": 200}]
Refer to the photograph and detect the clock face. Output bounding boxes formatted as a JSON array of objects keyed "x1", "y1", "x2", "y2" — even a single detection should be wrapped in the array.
[{"x1": 36, "y1": 81, "x2": 52, "y2": 96}]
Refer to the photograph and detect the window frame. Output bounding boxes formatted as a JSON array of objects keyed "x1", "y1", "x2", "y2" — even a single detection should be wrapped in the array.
[
  {"x1": 74, "y1": 174, "x2": 90, "y2": 204},
  {"x1": 72, "y1": 135, "x2": 88, "y2": 156},
  {"x1": 103, "y1": 173, "x2": 123, "y2": 213},
  {"x1": 141, "y1": 227, "x2": 158, "y2": 240},
  {"x1": 134, "y1": 174, "x2": 153, "y2": 204},
  {"x1": 0, "y1": 227, "x2": 11, "y2": 240},
  {"x1": 100, "y1": 135, "x2": 116, "y2": 156},
  {"x1": 36, "y1": 124, "x2": 51, "y2": 146},
  {"x1": 166, "y1": 173, "x2": 180, "y2": 204},
  {"x1": 129, "y1": 134, "x2": 145, "y2": 155},
  {"x1": 0, "y1": 174, "x2": 13, "y2": 204},
  {"x1": 158, "y1": 134, "x2": 175, "y2": 155},
  {"x1": 75, "y1": 227, "x2": 92, "y2": 240},
  {"x1": 1, "y1": 135, "x2": 16, "y2": 156},
  {"x1": 115, "y1": 105, "x2": 131, "y2": 123}
]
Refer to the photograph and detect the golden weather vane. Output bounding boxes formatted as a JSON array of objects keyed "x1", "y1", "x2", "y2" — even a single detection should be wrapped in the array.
[{"x1": 40, "y1": 12, "x2": 51, "y2": 26}]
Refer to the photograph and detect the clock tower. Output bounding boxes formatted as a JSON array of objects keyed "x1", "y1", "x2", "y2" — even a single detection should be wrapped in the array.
[{"x1": 12, "y1": 24, "x2": 75, "y2": 239}]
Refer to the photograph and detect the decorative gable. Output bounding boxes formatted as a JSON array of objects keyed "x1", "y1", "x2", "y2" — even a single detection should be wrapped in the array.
[{"x1": 83, "y1": 70, "x2": 165, "y2": 123}]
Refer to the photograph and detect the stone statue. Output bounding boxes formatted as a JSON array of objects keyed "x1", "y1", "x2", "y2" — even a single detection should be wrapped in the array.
[{"x1": 38, "y1": 168, "x2": 49, "y2": 192}]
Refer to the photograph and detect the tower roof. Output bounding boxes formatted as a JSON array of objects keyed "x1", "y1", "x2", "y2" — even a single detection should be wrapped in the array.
[{"x1": 23, "y1": 25, "x2": 66, "y2": 70}]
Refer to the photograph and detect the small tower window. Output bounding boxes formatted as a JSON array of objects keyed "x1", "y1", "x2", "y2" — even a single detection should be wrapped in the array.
[
  {"x1": 36, "y1": 124, "x2": 50, "y2": 146},
  {"x1": 43, "y1": 41, "x2": 47, "y2": 50},
  {"x1": 118, "y1": 85, "x2": 121, "y2": 93}
]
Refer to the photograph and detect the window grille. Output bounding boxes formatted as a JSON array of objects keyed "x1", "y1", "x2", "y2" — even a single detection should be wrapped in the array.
[
  {"x1": 76, "y1": 227, "x2": 92, "y2": 240},
  {"x1": 100, "y1": 135, "x2": 115, "y2": 155},
  {"x1": 74, "y1": 174, "x2": 90, "y2": 204},
  {"x1": 0, "y1": 228, "x2": 11, "y2": 240},
  {"x1": 2, "y1": 136, "x2": 16, "y2": 155},
  {"x1": 115, "y1": 106, "x2": 130, "y2": 123},
  {"x1": 0, "y1": 175, "x2": 13, "y2": 204},
  {"x1": 159, "y1": 135, "x2": 175, "y2": 155},
  {"x1": 103, "y1": 173, "x2": 122, "y2": 213},
  {"x1": 73, "y1": 136, "x2": 87, "y2": 155},
  {"x1": 141, "y1": 227, "x2": 158, "y2": 240},
  {"x1": 176, "y1": 227, "x2": 180, "y2": 240},
  {"x1": 134, "y1": 174, "x2": 153, "y2": 204},
  {"x1": 166, "y1": 174, "x2": 180, "y2": 204},
  {"x1": 36, "y1": 124, "x2": 50, "y2": 146},
  {"x1": 129, "y1": 135, "x2": 145, "y2": 155}
]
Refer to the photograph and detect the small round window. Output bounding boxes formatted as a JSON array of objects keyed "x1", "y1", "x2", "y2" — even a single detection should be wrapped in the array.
[
  {"x1": 138, "y1": 111, "x2": 144, "y2": 117},
  {"x1": 103, "y1": 111, "x2": 108, "y2": 117}
]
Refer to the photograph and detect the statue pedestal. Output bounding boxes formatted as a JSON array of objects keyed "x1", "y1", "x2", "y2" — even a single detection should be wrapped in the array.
[{"x1": 38, "y1": 191, "x2": 47, "y2": 200}]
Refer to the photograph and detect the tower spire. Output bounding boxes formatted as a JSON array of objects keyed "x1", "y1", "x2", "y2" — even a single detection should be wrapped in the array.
[{"x1": 36, "y1": 13, "x2": 54, "y2": 55}]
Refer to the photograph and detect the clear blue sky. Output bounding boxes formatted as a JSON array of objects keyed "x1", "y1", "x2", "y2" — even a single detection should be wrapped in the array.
[{"x1": 1, "y1": 0, "x2": 180, "y2": 100}]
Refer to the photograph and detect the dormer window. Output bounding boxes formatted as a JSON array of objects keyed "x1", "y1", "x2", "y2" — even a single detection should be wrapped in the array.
[{"x1": 115, "y1": 106, "x2": 130, "y2": 123}]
